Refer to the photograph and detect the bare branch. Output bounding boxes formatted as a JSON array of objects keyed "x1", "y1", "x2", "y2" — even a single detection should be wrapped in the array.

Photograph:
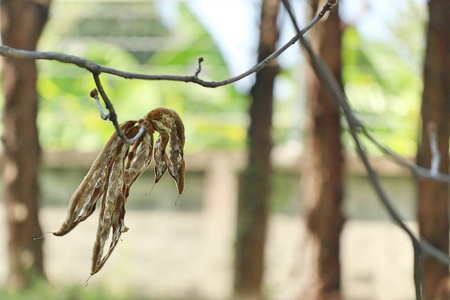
[
  {"x1": 195, "y1": 57, "x2": 204, "y2": 78},
  {"x1": 90, "y1": 89, "x2": 109, "y2": 120},
  {"x1": 281, "y1": 0, "x2": 450, "y2": 183},
  {"x1": 92, "y1": 75, "x2": 144, "y2": 145},
  {"x1": 362, "y1": 128, "x2": 450, "y2": 182},
  {"x1": 280, "y1": 1, "x2": 450, "y2": 298},
  {"x1": 0, "y1": 5, "x2": 327, "y2": 89},
  {"x1": 0, "y1": 3, "x2": 334, "y2": 142},
  {"x1": 413, "y1": 243, "x2": 423, "y2": 299}
]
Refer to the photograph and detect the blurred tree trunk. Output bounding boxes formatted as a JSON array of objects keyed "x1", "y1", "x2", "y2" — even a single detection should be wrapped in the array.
[
  {"x1": 1, "y1": 0, "x2": 51, "y2": 289},
  {"x1": 234, "y1": 0, "x2": 280, "y2": 298},
  {"x1": 302, "y1": 1, "x2": 344, "y2": 299},
  {"x1": 416, "y1": 0, "x2": 450, "y2": 298}
]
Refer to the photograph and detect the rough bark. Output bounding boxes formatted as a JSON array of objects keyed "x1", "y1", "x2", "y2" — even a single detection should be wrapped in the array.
[
  {"x1": 302, "y1": 1, "x2": 344, "y2": 299},
  {"x1": 416, "y1": 0, "x2": 450, "y2": 298},
  {"x1": 1, "y1": 0, "x2": 51, "y2": 289},
  {"x1": 234, "y1": 0, "x2": 280, "y2": 298}
]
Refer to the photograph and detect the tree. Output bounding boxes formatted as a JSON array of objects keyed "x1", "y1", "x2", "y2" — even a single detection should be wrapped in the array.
[
  {"x1": 302, "y1": 1, "x2": 344, "y2": 298},
  {"x1": 416, "y1": 0, "x2": 450, "y2": 298},
  {"x1": 1, "y1": 0, "x2": 51, "y2": 288},
  {"x1": 234, "y1": 0, "x2": 280, "y2": 298}
]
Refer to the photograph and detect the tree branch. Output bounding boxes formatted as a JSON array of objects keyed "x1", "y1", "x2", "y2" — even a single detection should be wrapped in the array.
[
  {"x1": 362, "y1": 128, "x2": 450, "y2": 182},
  {"x1": 281, "y1": 0, "x2": 450, "y2": 183},
  {"x1": 0, "y1": 3, "x2": 329, "y2": 88},
  {"x1": 0, "y1": 3, "x2": 333, "y2": 143},
  {"x1": 281, "y1": 0, "x2": 450, "y2": 299},
  {"x1": 90, "y1": 89, "x2": 109, "y2": 120},
  {"x1": 195, "y1": 57, "x2": 204, "y2": 78},
  {"x1": 92, "y1": 74, "x2": 145, "y2": 145}
]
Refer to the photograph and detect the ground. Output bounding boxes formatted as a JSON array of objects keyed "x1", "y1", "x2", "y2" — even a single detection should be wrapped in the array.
[{"x1": 0, "y1": 207, "x2": 416, "y2": 299}]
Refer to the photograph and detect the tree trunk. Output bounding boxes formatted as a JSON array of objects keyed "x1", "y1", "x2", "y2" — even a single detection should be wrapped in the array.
[
  {"x1": 302, "y1": 1, "x2": 344, "y2": 299},
  {"x1": 234, "y1": 0, "x2": 280, "y2": 298},
  {"x1": 416, "y1": 0, "x2": 450, "y2": 298},
  {"x1": 1, "y1": 0, "x2": 51, "y2": 289}
]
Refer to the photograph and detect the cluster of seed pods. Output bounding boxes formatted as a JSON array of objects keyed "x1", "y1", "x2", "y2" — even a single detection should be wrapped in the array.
[{"x1": 53, "y1": 108, "x2": 185, "y2": 276}]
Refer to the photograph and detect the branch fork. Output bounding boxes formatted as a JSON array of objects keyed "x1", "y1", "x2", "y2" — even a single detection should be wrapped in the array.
[{"x1": 280, "y1": 1, "x2": 450, "y2": 299}]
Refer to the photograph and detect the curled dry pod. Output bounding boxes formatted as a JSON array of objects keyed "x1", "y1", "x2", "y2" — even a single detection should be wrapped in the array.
[
  {"x1": 167, "y1": 129, "x2": 185, "y2": 195},
  {"x1": 124, "y1": 121, "x2": 154, "y2": 199},
  {"x1": 56, "y1": 107, "x2": 186, "y2": 277},
  {"x1": 91, "y1": 138, "x2": 129, "y2": 275},
  {"x1": 91, "y1": 122, "x2": 142, "y2": 275},
  {"x1": 53, "y1": 121, "x2": 137, "y2": 237},
  {"x1": 153, "y1": 133, "x2": 169, "y2": 183},
  {"x1": 145, "y1": 108, "x2": 185, "y2": 195}
]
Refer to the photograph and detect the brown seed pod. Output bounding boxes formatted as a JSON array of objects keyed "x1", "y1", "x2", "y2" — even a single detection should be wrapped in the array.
[
  {"x1": 145, "y1": 108, "x2": 185, "y2": 194},
  {"x1": 55, "y1": 108, "x2": 186, "y2": 277},
  {"x1": 167, "y1": 128, "x2": 185, "y2": 195},
  {"x1": 153, "y1": 133, "x2": 169, "y2": 183},
  {"x1": 91, "y1": 138, "x2": 129, "y2": 275},
  {"x1": 53, "y1": 121, "x2": 136, "y2": 237},
  {"x1": 124, "y1": 122, "x2": 154, "y2": 199}
]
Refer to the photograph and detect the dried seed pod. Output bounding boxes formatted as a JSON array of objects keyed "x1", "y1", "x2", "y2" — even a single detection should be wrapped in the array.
[
  {"x1": 53, "y1": 121, "x2": 136, "y2": 236},
  {"x1": 91, "y1": 139, "x2": 129, "y2": 275},
  {"x1": 153, "y1": 133, "x2": 169, "y2": 183},
  {"x1": 145, "y1": 108, "x2": 185, "y2": 145},
  {"x1": 145, "y1": 108, "x2": 185, "y2": 194},
  {"x1": 56, "y1": 107, "x2": 186, "y2": 277},
  {"x1": 124, "y1": 122, "x2": 154, "y2": 199},
  {"x1": 167, "y1": 129, "x2": 185, "y2": 195}
]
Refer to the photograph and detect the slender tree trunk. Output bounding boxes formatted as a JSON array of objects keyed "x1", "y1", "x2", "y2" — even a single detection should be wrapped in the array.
[
  {"x1": 234, "y1": 0, "x2": 280, "y2": 298},
  {"x1": 416, "y1": 0, "x2": 450, "y2": 298},
  {"x1": 1, "y1": 0, "x2": 51, "y2": 289},
  {"x1": 302, "y1": 1, "x2": 344, "y2": 299}
]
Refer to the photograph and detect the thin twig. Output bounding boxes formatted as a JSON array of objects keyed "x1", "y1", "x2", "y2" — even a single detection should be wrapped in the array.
[
  {"x1": 0, "y1": 4, "x2": 331, "y2": 143},
  {"x1": 281, "y1": 0, "x2": 450, "y2": 184},
  {"x1": 282, "y1": 0, "x2": 362, "y2": 129},
  {"x1": 350, "y1": 128, "x2": 428, "y2": 300},
  {"x1": 362, "y1": 128, "x2": 450, "y2": 183},
  {"x1": 280, "y1": 0, "x2": 450, "y2": 299},
  {"x1": 284, "y1": 0, "x2": 448, "y2": 259},
  {"x1": 90, "y1": 89, "x2": 109, "y2": 120},
  {"x1": 300, "y1": 0, "x2": 338, "y2": 34},
  {"x1": 0, "y1": 6, "x2": 326, "y2": 89},
  {"x1": 282, "y1": 0, "x2": 450, "y2": 296},
  {"x1": 92, "y1": 74, "x2": 145, "y2": 144},
  {"x1": 195, "y1": 57, "x2": 204, "y2": 78},
  {"x1": 413, "y1": 242, "x2": 423, "y2": 299},
  {"x1": 350, "y1": 129, "x2": 450, "y2": 269}
]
